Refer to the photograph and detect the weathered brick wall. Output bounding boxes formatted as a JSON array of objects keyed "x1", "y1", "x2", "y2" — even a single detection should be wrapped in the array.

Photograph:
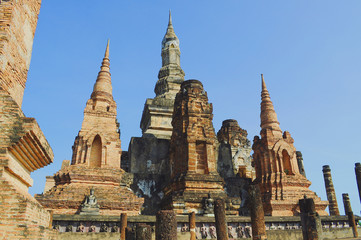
[
  {"x1": 0, "y1": 1, "x2": 57, "y2": 238},
  {"x1": 0, "y1": 89, "x2": 55, "y2": 239},
  {"x1": 0, "y1": 177, "x2": 57, "y2": 239},
  {"x1": 0, "y1": 0, "x2": 42, "y2": 107},
  {"x1": 162, "y1": 80, "x2": 238, "y2": 215}
]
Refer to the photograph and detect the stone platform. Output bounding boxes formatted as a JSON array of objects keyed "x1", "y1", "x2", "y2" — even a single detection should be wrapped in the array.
[{"x1": 35, "y1": 164, "x2": 143, "y2": 216}]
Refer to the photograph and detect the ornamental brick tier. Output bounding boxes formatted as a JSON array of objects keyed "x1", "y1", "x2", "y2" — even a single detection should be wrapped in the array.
[
  {"x1": 252, "y1": 74, "x2": 328, "y2": 216},
  {"x1": 35, "y1": 41, "x2": 143, "y2": 216},
  {"x1": 162, "y1": 80, "x2": 240, "y2": 215}
]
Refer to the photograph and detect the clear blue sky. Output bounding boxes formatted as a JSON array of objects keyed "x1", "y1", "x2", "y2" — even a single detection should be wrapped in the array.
[{"x1": 24, "y1": 1, "x2": 361, "y2": 215}]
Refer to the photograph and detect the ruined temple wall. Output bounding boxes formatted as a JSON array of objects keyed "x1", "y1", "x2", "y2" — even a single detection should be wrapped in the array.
[
  {"x1": 55, "y1": 228, "x2": 361, "y2": 240},
  {"x1": 128, "y1": 137, "x2": 170, "y2": 214},
  {"x1": 0, "y1": 0, "x2": 42, "y2": 107},
  {"x1": 0, "y1": 86, "x2": 56, "y2": 240},
  {"x1": 52, "y1": 215, "x2": 360, "y2": 240},
  {"x1": 0, "y1": 1, "x2": 58, "y2": 238},
  {"x1": 0, "y1": 168, "x2": 57, "y2": 239}
]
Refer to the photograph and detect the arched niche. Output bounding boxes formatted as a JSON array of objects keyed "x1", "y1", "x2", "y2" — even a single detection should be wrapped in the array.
[
  {"x1": 89, "y1": 135, "x2": 102, "y2": 168},
  {"x1": 282, "y1": 149, "x2": 293, "y2": 175}
]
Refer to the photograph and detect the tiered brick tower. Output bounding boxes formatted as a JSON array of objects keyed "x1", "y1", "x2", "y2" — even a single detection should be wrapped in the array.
[
  {"x1": 252, "y1": 75, "x2": 328, "y2": 216},
  {"x1": 140, "y1": 11, "x2": 185, "y2": 139},
  {"x1": 35, "y1": 42, "x2": 143, "y2": 216},
  {"x1": 217, "y1": 119, "x2": 254, "y2": 180},
  {"x1": 217, "y1": 119, "x2": 254, "y2": 215},
  {"x1": 71, "y1": 40, "x2": 121, "y2": 168},
  {"x1": 162, "y1": 80, "x2": 239, "y2": 215}
]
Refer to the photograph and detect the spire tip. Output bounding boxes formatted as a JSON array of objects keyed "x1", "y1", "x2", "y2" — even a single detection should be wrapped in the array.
[
  {"x1": 105, "y1": 39, "x2": 110, "y2": 58},
  {"x1": 261, "y1": 74, "x2": 267, "y2": 91},
  {"x1": 168, "y1": 10, "x2": 172, "y2": 25}
]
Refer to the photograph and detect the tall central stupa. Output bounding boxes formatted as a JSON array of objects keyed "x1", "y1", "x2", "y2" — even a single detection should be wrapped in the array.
[{"x1": 140, "y1": 11, "x2": 185, "y2": 139}]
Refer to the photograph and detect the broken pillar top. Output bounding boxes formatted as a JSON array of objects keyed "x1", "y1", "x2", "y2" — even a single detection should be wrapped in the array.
[
  {"x1": 322, "y1": 165, "x2": 331, "y2": 172},
  {"x1": 299, "y1": 197, "x2": 316, "y2": 214}
]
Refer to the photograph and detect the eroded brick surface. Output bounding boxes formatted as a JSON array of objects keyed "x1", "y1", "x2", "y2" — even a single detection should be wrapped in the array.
[
  {"x1": 0, "y1": 0, "x2": 41, "y2": 107},
  {"x1": 162, "y1": 80, "x2": 239, "y2": 215},
  {"x1": 0, "y1": 1, "x2": 56, "y2": 238}
]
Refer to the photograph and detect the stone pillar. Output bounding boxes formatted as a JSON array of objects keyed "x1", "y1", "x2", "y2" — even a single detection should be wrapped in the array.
[
  {"x1": 355, "y1": 163, "x2": 361, "y2": 203},
  {"x1": 156, "y1": 210, "x2": 177, "y2": 240},
  {"x1": 120, "y1": 213, "x2": 127, "y2": 240},
  {"x1": 136, "y1": 224, "x2": 152, "y2": 240},
  {"x1": 322, "y1": 165, "x2": 340, "y2": 215},
  {"x1": 347, "y1": 211, "x2": 358, "y2": 238},
  {"x1": 342, "y1": 193, "x2": 358, "y2": 238},
  {"x1": 296, "y1": 151, "x2": 306, "y2": 177},
  {"x1": 342, "y1": 193, "x2": 352, "y2": 215},
  {"x1": 248, "y1": 184, "x2": 267, "y2": 240},
  {"x1": 214, "y1": 199, "x2": 228, "y2": 240},
  {"x1": 126, "y1": 227, "x2": 135, "y2": 240},
  {"x1": 189, "y1": 212, "x2": 196, "y2": 240},
  {"x1": 299, "y1": 196, "x2": 323, "y2": 240}
]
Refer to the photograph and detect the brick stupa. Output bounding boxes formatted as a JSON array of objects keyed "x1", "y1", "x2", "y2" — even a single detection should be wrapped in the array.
[
  {"x1": 35, "y1": 41, "x2": 143, "y2": 216},
  {"x1": 252, "y1": 74, "x2": 328, "y2": 216},
  {"x1": 162, "y1": 80, "x2": 239, "y2": 215}
]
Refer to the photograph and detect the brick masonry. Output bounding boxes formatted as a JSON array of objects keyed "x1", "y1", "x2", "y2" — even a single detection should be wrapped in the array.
[
  {"x1": 0, "y1": 0, "x2": 41, "y2": 107},
  {"x1": 0, "y1": 1, "x2": 56, "y2": 238},
  {"x1": 35, "y1": 42, "x2": 143, "y2": 216},
  {"x1": 252, "y1": 75, "x2": 328, "y2": 216},
  {"x1": 162, "y1": 80, "x2": 239, "y2": 215}
]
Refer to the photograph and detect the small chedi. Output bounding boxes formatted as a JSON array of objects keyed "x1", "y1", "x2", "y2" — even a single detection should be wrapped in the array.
[
  {"x1": 162, "y1": 79, "x2": 240, "y2": 215},
  {"x1": 35, "y1": 41, "x2": 143, "y2": 216},
  {"x1": 252, "y1": 74, "x2": 328, "y2": 216}
]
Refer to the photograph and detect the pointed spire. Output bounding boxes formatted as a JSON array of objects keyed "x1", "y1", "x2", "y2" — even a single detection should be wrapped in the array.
[
  {"x1": 260, "y1": 74, "x2": 282, "y2": 133},
  {"x1": 104, "y1": 39, "x2": 110, "y2": 59},
  {"x1": 168, "y1": 10, "x2": 173, "y2": 27},
  {"x1": 162, "y1": 10, "x2": 179, "y2": 49},
  {"x1": 91, "y1": 40, "x2": 113, "y2": 101}
]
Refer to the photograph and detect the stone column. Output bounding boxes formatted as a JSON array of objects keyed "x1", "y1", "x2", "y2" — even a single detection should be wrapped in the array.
[
  {"x1": 342, "y1": 193, "x2": 358, "y2": 238},
  {"x1": 120, "y1": 213, "x2": 127, "y2": 240},
  {"x1": 214, "y1": 199, "x2": 228, "y2": 240},
  {"x1": 299, "y1": 196, "x2": 323, "y2": 240},
  {"x1": 126, "y1": 227, "x2": 135, "y2": 240},
  {"x1": 342, "y1": 193, "x2": 352, "y2": 215},
  {"x1": 322, "y1": 165, "x2": 340, "y2": 215},
  {"x1": 248, "y1": 184, "x2": 267, "y2": 240},
  {"x1": 136, "y1": 224, "x2": 152, "y2": 240},
  {"x1": 156, "y1": 210, "x2": 177, "y2": 240},
  {"x1": 355, "y1": 163, "x2": 361, "y2": 203},
  {"x1": 296, "y1": 151, "x2": 306, "y2": 177},
  {"x1": 189, "y1": 212, "x2": 196, "y2": 240}
]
